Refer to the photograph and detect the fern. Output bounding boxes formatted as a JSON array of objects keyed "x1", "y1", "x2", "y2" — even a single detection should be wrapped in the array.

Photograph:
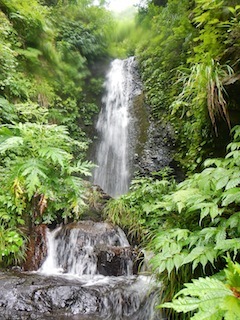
[
  {"x1": 0, "y1": 136, "x2": 24, "y2": 153},
  {"x1": 0, "y1": 122, "x2": 92, "y2": 230},
  {"x1": 160, "y1": 260, "x2": 240, "y2": 320},
  {"x1": 38, "y1": 147, "x2": 72, "y2": 168}
]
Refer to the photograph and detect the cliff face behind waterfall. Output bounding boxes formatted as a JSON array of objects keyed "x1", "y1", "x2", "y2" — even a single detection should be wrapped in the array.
[{"x1": 92, "y1": 57, "x2": 175, "y2": 197}]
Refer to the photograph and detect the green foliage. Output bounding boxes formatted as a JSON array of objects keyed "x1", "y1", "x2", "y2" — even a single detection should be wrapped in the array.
[
  {"x1": 136, "y1": 0, "x2": 195, "y2": 116},
  {"x1": 0, "y1": 122, "x2": 93, "y2": 265},
  {"x1": 160, "y1": 258, "x2": 240, "y2": 320},
  {"x1": 0, "y1": 0, "x2": 112, "y2": 145},
  {"x1": 107, "y1": 16, "x2": 147, "y2": 58},
  {"x1": 0, "y1": 0, "x2": 115, "y2": 267},
  {"x1": 136, "y1": 0, "x2": 240, "y2": 173},
  {"x1": 173, "y1": 61, "x2": 233, "y2": 132},
  {"x1": 104, "y1": 126, "x2": 240, "y2": 319},
  {"x1": 104, "y1": 168, "x2": 176, "y2": 241},
  {"x1": 145, "y1": 126, "x2": 239, "y2": 319}
]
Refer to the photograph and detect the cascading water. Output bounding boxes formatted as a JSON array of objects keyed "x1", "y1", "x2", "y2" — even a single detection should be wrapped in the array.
[
  {"x1": 93, "y1": 57, "x2": 142, "y2": 197},
  {"x1": 40, "y1": 221, "x2": 131, "y2": 277},
  {"x1": 37, "y1": 221, "x2": 162, "y2": 320}
]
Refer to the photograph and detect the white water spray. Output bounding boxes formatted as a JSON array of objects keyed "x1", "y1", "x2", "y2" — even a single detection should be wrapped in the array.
[
  {"x1": 93, "y1": 57, "x2": 141, "y2": 197},
  {"x1": 38, "y1": 222, "x2": 162, "y2": 319},
  {"x1": 40, "y1": 222, "x2": 130, "y2": 277}
]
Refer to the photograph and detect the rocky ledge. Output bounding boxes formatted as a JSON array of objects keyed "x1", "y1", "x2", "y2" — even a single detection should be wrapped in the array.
[{"x1": 0, "y1": 271, "x2": 161, "y2": 320}]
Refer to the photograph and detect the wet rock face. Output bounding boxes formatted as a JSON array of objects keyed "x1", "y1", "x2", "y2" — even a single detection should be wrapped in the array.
[
  {"x1": 134, "y1": 121, "x2": 174, "y2": 175},
  {"x1": 0, "y1": 271, "x2": 161, "y2": 320},
  {"x1": 11, "y1": 221, "x2": 161, "y2": 320},
  {"x1": 96, "y1": 246, "x2": 143, "y2": 276},
  {"x1": 0, "y1": 271, "x2": 102, "y2": 319},
  {"x1": 40, "y1": 221, "x2": 143, "y2": 277}
]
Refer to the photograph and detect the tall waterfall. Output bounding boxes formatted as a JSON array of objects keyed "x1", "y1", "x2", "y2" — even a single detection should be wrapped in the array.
[{"x1": 93, "y1": 57, "x2": 142, "y2": 197}]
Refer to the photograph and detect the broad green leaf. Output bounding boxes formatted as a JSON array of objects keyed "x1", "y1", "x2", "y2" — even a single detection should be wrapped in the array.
[
  {"x1": 0, "y1": 136, "x2": 24, "y2": 153},
  {"x1": 166, "y1": 258, "x2": 175, "y2": 275},
  {"x1": 160, "y1": 297, "x2": 200, "y2": 312},
  {"x1": 225, "y1": 177, "x2": 240, "y2": 190},
  {"x1": 222, "y1": 188, "x2": 240, "y2": 206},
  {"x1": 176, "y1": 276, "x2": 232, "y2": 300},
  {"x1": 38, "y1": 147, "x2": 71, "y2": 167},
  {"x1": 183, "y1": 247, "x2": 205, "y2": 265},
  {"x1": 214, "y1": 239, "x2": 240, "y2": 256},
  {"x1": 216, "y1": 176, "x2": 229, "y2": 190},
  {"x1": 173, "y1": 254, "x2": 184, "y2": 271}
]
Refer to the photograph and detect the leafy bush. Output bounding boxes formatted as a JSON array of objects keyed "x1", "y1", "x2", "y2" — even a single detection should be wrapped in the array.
[
  {"x1": 0, "y1": 122, "x2": 93, "y2": 265},
  {"x1": 105, "y1": 126, "x2": 240, "y2": 319},
  {"x1": 136, "y1": 0, "x2": 240, "y2": 173},
  {"x1": 161, "y1": 258, "x2": 240, "y2": 320},
  {"x1": 104, "y1": 168, "x2": 177, "y2": 241}
]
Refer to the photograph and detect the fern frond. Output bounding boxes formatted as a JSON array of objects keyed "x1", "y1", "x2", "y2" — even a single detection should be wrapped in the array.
[
  {"x1": 19, "y1": 159, "x2": 48, "y2": 199},
  {"x1": 160, "y1": 277, "x2": 232, "y2": 319},
  {"x1": 38, "y1": 147, "x2": 72, "y2": 167},
  {"x1": 0, "y1": 136, "x2": 24, "y2": 153}
]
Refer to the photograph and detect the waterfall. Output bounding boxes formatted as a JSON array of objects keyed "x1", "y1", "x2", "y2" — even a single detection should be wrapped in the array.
[
  {"x1": 93, "y1": 57, "x2": 142, "y2": 197},
  {"x1": 40, "y1": 221, "x2": 131, "y2": 277},
  {"x1": 37, "y1": 222, "x2": 162, "y2": 320}
]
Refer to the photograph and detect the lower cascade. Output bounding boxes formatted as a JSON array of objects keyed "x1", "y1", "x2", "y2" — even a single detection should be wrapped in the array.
[
  {"x1": 0, "y1": 221, "x2": 162, "y2": 320},
  {"x1": 38, "y1": 221, "x2": 162, "y2": 319}
]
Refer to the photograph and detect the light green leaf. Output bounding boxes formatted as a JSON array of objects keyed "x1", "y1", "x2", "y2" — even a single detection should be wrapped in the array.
[
  {"x1": 216, "y1": 176, "x2": 229, "y2": 190},
  {"x1": 0, "y1": 136, "x2": 24, "y2": 153},
  {"x1": 183, "y1": 247, "x2": 205, "y2": 265},
  {"x1": 160, "y1": 297, "x2": 200, "y2": 313},
  {"x1": 225, "y1": 177, "x2": 240, "y2": 190},
  {"x1": 166, "y1": 258, "x2": 175, "y2": 275},
  {"x1": 214, "y1": 239, "x2": 240, "y2": 254},
  {"x1": 222, "y1": 188, "x2": 240, "y2": 206},
  {"x1": 222, "y1": 296, "x2": 240, "y2": 320},
  {"x1": 38, "y1": 147, "x2": 71, "y2": 167}
]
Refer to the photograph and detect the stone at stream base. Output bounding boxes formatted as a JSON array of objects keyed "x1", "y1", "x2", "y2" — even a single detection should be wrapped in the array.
[
  {"x1": 22, "y1": 221, "x2": 144, "y2": 278},
  {"x1": 96, "y1": 245, "x2": 144, "y2": 276},
  {"x1": 22, "y1": 185, "x2": 112, "y2": 272},
  {"x1": 0, "y1": 271, "x2": 161, "y2": 320}
]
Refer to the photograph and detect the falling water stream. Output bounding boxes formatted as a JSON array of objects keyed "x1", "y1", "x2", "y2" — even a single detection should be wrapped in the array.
[
  {"x1": 93, "y1": 57, "x2": 142, "y2": 197},
  {"x1": 37, "y1": 221, "x2": 162, "y2": 319},
  {"x1": 0, "y1": 58, "x2": 163, "y2": 320}
]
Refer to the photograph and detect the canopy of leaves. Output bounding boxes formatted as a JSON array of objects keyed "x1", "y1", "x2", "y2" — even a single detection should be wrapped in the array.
[
  {"x1": 104, "y1": 125, "x2": 240, "y2": 319},
  {"x1": 135, "y1": 0, "x2": 240, "y2": 172},
  {"x1": 0, "y1": 0, "x2": 113, "y2": 142}
]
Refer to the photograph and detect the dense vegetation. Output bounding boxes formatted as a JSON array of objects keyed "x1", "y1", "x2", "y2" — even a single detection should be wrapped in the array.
[
  {"x1": 104, "y1": 0, "x2": 240, "y2": 319},
  {"x1": 0, "y1": 0, "x2": 239, "y2": 319},
  {"x1": 0, "y1": 0, "x2": 113, "y2": 265},
  {"x1": 105, "y1": 125, "x2": 240, "y2": 319},
  {"x1": 136, "y1": 0, "x2": 240, "y2": 171}
]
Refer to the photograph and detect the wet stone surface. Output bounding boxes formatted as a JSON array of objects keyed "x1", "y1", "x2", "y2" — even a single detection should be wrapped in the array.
[{"x1": 0, "y1": 270, "x2": 162, "y2": 320}]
